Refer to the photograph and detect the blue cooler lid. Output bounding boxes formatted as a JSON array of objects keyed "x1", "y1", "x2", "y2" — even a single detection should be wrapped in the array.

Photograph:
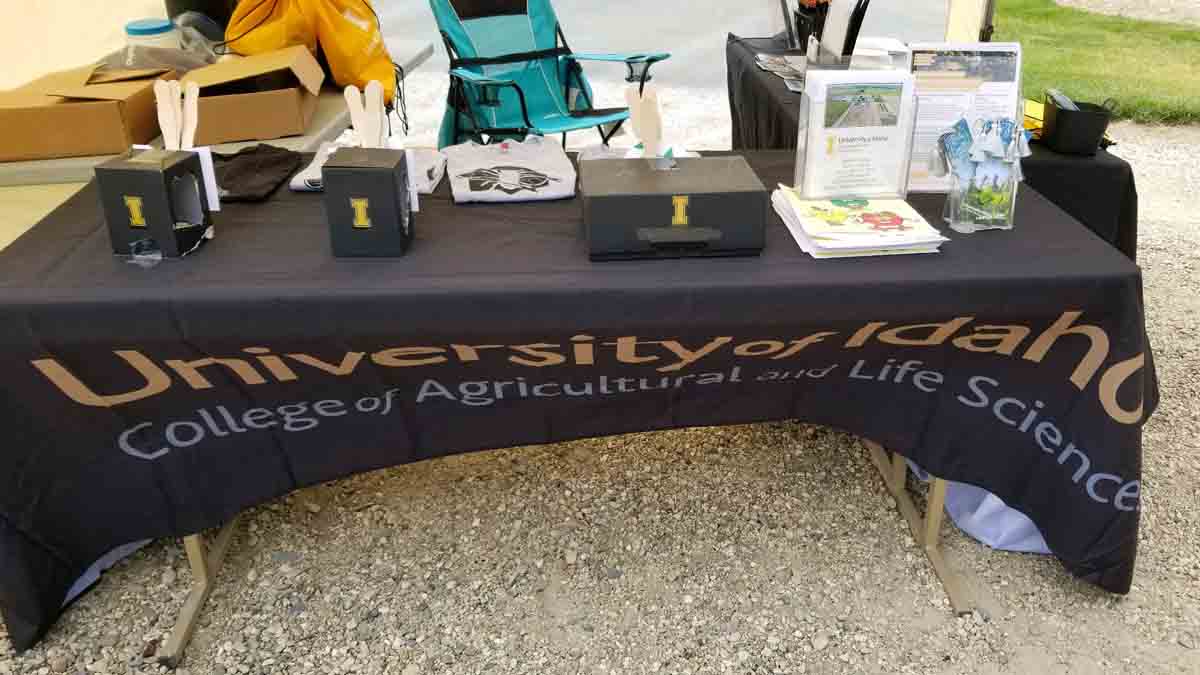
[{"x1": 126, "y1": 18, "x2": 175, "y2": 36}]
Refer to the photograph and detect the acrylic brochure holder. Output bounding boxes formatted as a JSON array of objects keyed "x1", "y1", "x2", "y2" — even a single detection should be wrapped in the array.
[
  {"x1": 793, "y1": 69, "x2": 918, "y2": 201},
  {"x1": 936, "y1": 115, "x2": 1031, "y2": 233}
]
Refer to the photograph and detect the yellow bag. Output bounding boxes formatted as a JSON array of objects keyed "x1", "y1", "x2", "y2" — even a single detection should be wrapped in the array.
[{"x1": 225, "y1": 0, "x2": 395, "y2": 102}]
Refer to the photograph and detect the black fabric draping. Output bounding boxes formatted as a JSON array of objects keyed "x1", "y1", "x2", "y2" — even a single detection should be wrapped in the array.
[{"x1": 0, "y1": 152, "x2": 1156, "y2": 651}]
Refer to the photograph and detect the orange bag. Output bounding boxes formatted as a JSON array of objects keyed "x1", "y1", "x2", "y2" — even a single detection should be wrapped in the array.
[{"x1": 225, "y1": 0, "x2": 395, "y2": 102}]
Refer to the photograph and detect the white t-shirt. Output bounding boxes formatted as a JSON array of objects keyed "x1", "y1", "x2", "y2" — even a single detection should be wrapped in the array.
[
  {"x1": 443, "y1": 136, "x2": 577, "y2": 203},
  {"x1": 291, "y1": 139, "x2": 446, "y2": 196}
]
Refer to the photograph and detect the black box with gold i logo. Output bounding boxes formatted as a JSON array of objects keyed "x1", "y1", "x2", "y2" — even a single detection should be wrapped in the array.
[
  {"x1": 322, "y1": 147, "x2": 413, "y2": 258},
  {"x1": 579, "y1": 156, "x2": 767, "y2": 261},
  {"x1": 94, "y1": 149, "x2": 212, "y2": 258}
]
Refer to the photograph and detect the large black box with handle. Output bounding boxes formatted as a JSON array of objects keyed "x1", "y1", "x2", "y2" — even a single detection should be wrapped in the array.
[{"x1": 580, "y1": 156, "x2": 768, "y2": 261}]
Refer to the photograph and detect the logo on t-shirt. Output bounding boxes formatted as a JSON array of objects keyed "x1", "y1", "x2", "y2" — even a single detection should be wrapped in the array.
[{"x1": 459, "y1": 166, "x2": 559, "y2": 195}]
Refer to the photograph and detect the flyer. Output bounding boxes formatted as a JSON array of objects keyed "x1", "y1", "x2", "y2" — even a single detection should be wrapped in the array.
[
  {"x1": 771, "y1": 188, "x2": 948, "y2": 258},
  {"x1": 794, "y1": 69, "x2": 917, "y2": 199},
  {"x1": 907, "y1": 43, "x2": 1023, "y2": 192}
]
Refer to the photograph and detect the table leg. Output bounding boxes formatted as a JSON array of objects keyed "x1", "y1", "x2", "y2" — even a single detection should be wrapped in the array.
[
  {"x1": 157, "y1": 516, "x2": 241, "y2": 668},
  {"x1": 864, "y1": 440, "x2": 974, "y2": 615}
]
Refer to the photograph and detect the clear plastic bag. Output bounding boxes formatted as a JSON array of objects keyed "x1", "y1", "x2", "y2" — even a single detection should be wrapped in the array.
[
  {"x1": 99, "y1": 26, "x2": 217, "y2": 75},
  {"x1": 125, "y1": 239, "x2": 164, "y2": 268}
]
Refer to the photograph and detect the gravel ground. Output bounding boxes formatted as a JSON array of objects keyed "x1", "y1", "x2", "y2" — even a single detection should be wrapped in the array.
[
  {"x1": 1057, "y1": 0, "x2": 1200, "y2": 25},
  {"x1": 1, "y1": 95, "x2": 1198, "y2": 674}
]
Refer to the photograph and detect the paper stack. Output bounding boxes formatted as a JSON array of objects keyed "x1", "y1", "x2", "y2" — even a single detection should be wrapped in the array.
[
  {"x1": 772, "y1": 185, "x2": 948, "y2": 258},
  {"x1": 755, "y1": 53, "x2": 805, "y2": 91}
]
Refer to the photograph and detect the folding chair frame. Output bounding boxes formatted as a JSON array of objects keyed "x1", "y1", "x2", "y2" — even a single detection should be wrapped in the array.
[{"x1": 439, "y1": 26, "x2": 631, "y2": 147}]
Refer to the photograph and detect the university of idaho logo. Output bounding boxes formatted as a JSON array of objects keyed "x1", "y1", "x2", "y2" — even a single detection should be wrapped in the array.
[
  {"x1": 672, "y1": 195, "x2": 689, "y2": 227},
  {"x1": 350, "y1": 197, "x2": 372, "y2": 229},
  {"x1": 124, "y1": 195, "x2": 146, "y2": 228}
]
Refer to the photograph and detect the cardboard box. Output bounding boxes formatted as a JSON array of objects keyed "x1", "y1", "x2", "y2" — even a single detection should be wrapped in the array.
[
  {"x1": 181, "y1": 46, "x2": 324, "y2": 147},
  {"x1": 95, "y1": 149, "x2": 212, "y2": 258},
  {"x1": 0, "y1": 66, "x2": 169, "y2": 162},
  {"x1": 580, "y1": 157, "x2": 768, "y2": 261},
  {"x1": 323, "y1": 148, "x2": 413, "y2": 258}
]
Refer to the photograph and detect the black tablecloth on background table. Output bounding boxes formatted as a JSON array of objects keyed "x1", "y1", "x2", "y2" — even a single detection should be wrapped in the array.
[
  {"x1": 0, "y1": 152, "x2": 1156, "y2": 651},
  {"x1": 727, "y1": 35, "x2": 1140, "y2": 260}
]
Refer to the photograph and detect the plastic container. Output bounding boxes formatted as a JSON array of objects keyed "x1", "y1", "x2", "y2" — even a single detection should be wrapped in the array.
[
  {"x1": 125, "y1": 18, "x2": 181, "y2": 51},
  {"x1": 1043, "y1": 96, "x2": 1114, "y2": 156},
  {"x1": 943, "y1": 165, "x2": 1018, "y2": 233}
]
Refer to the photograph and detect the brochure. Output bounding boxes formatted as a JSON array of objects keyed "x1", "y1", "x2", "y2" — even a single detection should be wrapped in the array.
[
  {"x1": 907, "y1": 43, "x2": 1023, "y2": 192},
  {"x1": 772, "y1": 187, "x2": 948, "y2": 258},
  {"x1": 794, "y1": 69, "x2": 917, "y2": 199},
  {"x1": 756, "y1": 53, "x2": 806, "y2": 85}
]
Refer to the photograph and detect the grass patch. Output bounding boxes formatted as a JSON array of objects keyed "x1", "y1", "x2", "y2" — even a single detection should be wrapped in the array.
[{"x1": 995, "y1": 0, "x2": 1200, "y2": 124}]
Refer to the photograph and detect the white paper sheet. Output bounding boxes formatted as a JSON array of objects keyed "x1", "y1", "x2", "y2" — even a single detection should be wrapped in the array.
[{"x1": 820, "y1": 0, "x2": 858, "y2": 61}]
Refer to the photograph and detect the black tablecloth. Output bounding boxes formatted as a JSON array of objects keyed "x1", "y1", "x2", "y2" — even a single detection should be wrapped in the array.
[
  {"x1": 0, "y1": 152, "x2": 1157, "y2": 651},
  {"x1": 727, "y1": 35, "x2": 1140, "y2": 260}
]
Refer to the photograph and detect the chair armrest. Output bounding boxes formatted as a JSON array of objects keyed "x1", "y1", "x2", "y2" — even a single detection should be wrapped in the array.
[
  {"x1": 448, "y1": 69, "x2": 533, "y2": 130},
  {"x1": 565, "y1": 52, "x2": 670, "y2": 64},
  {"x1": 564, "y1": 53, "x2": 670, "y2": 94},
  {"x1": 449, "y1": 68, "x2": 517, "y2": 85}
]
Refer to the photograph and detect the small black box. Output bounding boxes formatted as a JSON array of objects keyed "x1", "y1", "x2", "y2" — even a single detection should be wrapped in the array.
[
  {"x1": 322, "y1": 147, "x2": 413, "y2": 258},
  {"x1": 580, "y1": 157, "x2": 767, "y2": 261},
  {"x1": 95, "y1": 149, "x2": 212, "y2": 258}
]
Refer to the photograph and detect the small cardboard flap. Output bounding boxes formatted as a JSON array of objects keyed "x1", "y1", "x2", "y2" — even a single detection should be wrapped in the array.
[
  {"x1": 49, "y1": 65, "x2": 99, "y2": 88},
  {"x1": 0, "y1": 89, "x2": 58, "y2": 108},
  {"x1": 40, "y1": 64, "x2": 168, "y2": 101},
  {"x1": 46, "y1": 79, "x2": 160, "y2": 102},
  {"x1": 88, "y1": 67, "x2": 170, "y2": 84},
  {"x1": 0, "y1": 67, "x2": 106, "y2": 106},
  {"x1": 6, "y1": 66, "x2": 96, "y2": 94},
  {"x1": 182, "y1": 46, "x2": 324, "y2": 95}
]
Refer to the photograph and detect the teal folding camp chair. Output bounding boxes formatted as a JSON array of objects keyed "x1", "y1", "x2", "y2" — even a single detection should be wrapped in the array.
[{"x1": 428, "y1": 0, "x2": 669, "y2": 148}]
